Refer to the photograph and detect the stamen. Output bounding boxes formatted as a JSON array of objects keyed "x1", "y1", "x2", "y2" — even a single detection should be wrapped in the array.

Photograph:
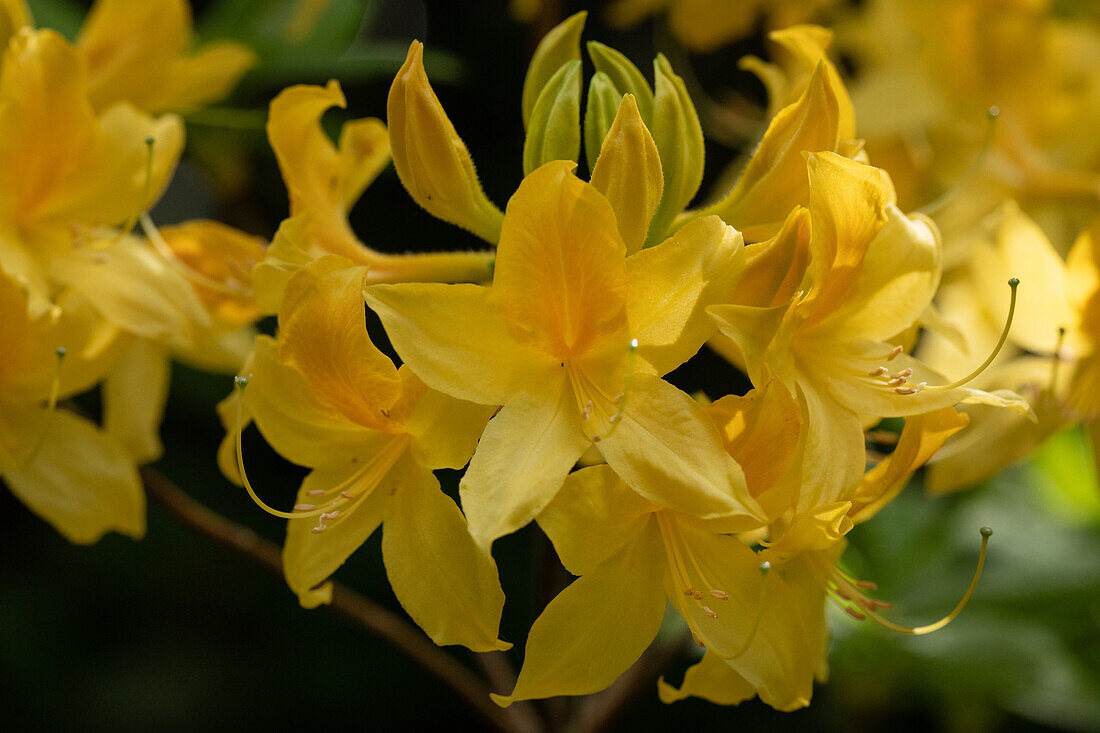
[
  {"x1": 6, "y1": 347, "x2": 67, "y2": 471},
  {"x1": 868, "y1": 366, "x2": 889, "y2": 377},
  {"x1": 294, "y1": 504, "x2": 317, "y2": 511},
  {"x1": 923, "y1": 280, "x2": 1018, "y2": 392},
  {"x1": 709, "y1": 589, "x2": 729, "y2": 601},
  {"x1": 1049, "y1": 326, "x2": 1066, "y2": 391},
  {"x1": 864, "y1": 527, "x2": 993, "y2": 635},
  {"x1": 886, "y1": 344, "x2": 904, "y2": 361},
  {"x1": 919, "y1": 106, "x2": 1000, "y2": 216}
]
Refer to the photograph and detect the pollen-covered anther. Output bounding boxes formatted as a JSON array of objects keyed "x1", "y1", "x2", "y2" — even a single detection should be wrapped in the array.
[
  {"x1": 709, "y1": 589, "x2": 729, "y2": 601},
  {"x1": 894, "y1": 368, "x2": 913, "y2": 379},
  {"x1": 887, "y1": 376, "x2": 906, "y2": 387},
  {"x1": 306, "y1": 489, "x2": 326, "y2": 496},
  {"x1": 340, "y1": 491, "x2": 354, "y2": 499},
  {"x1": 701, "y1": 606, "x2": 718, "y2": 619},
  {"x1": 294, "y1": 503, "x2": 317, "y2": 511},
  {"x1": 844, "y1": 606, "x2": 867, "y2": 621},
  {"x1": 856, "y1": 580, "x2": 878, "y2": 591},
  {"x1": 886, "y1": 344, "x2": 904, "y2": 361},
  {"x1": 683, "y1": 587, "x2": 697, "y2": 597},
  {"x1": 320, "y1": 511, "x2": 341, "y2": 520},
  {"x1": 583, "y1": 400, "x2": 594, "y2": 420},
  {"x1": 868, "y1": 366, "x2": 889, "y2": 377},
  {"x1": 894, "y1": 385, "x2": 922, "y2": 395},
  {"x1": 692, "y1": 590, "x2": 704, "y2": 601},
  {"x1": 311, "y1": 523, "x2": 328, "y2": 534}
]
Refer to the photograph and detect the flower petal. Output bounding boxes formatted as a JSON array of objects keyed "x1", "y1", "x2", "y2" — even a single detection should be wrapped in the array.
[
  {"x1": 493, "y1": 160, "x2": 627, "y2": 359},
  {"x1": 627, "y1": 215, "x2": 745, "y2": 375},
  {"x1": 657, "y1": 651, "x2": 756, "y2": 706},
  {"x1": 459, "y1": 375, "x2": 590, "y2": 552},
  {"x1": 491, "y1": 529, "x2": 665, "y2": 706},
  {"x1": 103, "y1": 338, "x2": 170, "y2": 463},
  {"x1": 365, "y1": 282, "x2": 557, "y2": 405},
  {"x1": 383, "y1": 457, "x2": 509, "y2": 651},
  {"x1": 3, "y1": 405, "x2": 144, "y2": 544}
]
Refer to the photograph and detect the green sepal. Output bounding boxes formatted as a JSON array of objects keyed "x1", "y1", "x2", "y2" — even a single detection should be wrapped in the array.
[
  {"x1": 523, "y1": 60, "x2": 582, "y2": 175},
  {"x1": 587, "y1": 41, "x2": 654, "y2": 123},
  {"x1": 521, "y1": 11, "x2": 586, "y2": 129},
  {"x1": 646, "y1": 53, "x2": 705, "y2": 245},
  {"x1": 583, "y1": 71, "x2": 622, "y2": 173}
]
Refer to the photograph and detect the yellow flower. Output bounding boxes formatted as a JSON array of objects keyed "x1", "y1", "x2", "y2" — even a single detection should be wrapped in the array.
[
  {"x1": 0, "y1": 271, "x2": 144, "y2": 544},
  {"x1": 232, "y1": 257, "x2": 507, "y2": 652},
  {"x1": 661, "y1": 406, "x2": 975, "y2": 710},
  {"x1": 0, "y1": 28, "x2": 206, "y2": 340},
  {"x1": 76, "y1": 0, "x2": 256, "y2": 114},
  {"x1": 366, "y1": 160, "x2": 763, "y2": 552},
  {"x1": 709, "y1": 153, "x2": 1031, "y2": 510},
  {"x1": 252, "y1": 80, "x2": 495, "y2": 313}
]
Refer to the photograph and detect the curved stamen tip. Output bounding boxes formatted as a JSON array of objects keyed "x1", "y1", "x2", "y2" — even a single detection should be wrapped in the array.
[
  {"x1": 1008, "y1": 277, "x2": 1020, "y2": 288},
  {"x1": 922, "y1": 277, "x2": 1018, "y2": 392},
  {"x1": 988, "y1": 105, "x2": 1000, "y2": 119},
  {"x1": 234, "y1": 375, "x2": 249, "y2": 389},
  {"x1": 759, "y1": 561, "x2": 771, "y2": 574},
  {"x1": 144, "y1": 136, "x2": 155, "y2": 147},
  {"x1": 980, "y1": 526, "x2": 993, "y2": 538},
  {"x1": 629, "y1": 338, "x2": 639, "y2": 349},
  {"x1": 55, "y1": 346, "x2": 67, "y2": 359}
]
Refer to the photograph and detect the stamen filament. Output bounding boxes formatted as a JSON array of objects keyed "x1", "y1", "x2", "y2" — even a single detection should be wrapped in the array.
[
  {"x1": 142, "y1": 213, "x2": 253, "y2": 296},
  {"x1": 918, "y1": 106, "x2": 999, "y2": 216},
  {"x1": 865, "y1": 527, "x2": 992, "y2": 635},
  {"x1": 726, "y1": 561, "x2": 770, "y2": 659},
  {"x1": 924, "y1": 279, "x2": 1018, "y2": 392},
  {"x1": 6, "y1": 348, "x2": 67, "y2": 472}
]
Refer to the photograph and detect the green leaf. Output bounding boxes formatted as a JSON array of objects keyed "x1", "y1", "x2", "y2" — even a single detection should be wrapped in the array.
[
  {"x1": 523, "y1": 59, "x2": 581, "y2": 176},
  {"x1": 521, "y1": 10, "x2": 586, "y2": 129},
  {"x1": 647, "y1": 53, "x2": 704, "y2": 245},
  {"x1": 1029, "y1": 427, "x2": 1100, "y2": 525}
]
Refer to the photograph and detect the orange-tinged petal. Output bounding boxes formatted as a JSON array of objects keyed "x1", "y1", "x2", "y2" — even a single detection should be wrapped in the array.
[
  {"x1": 491, "y1": 530, "x2": 665, "y2": 706},
  {"x1": 382, "y1": 457, "x2": 509, "y2": 651},
  {"x1": 366, "y1": 282, "x2": 559, "y2": 405},
  {"x1": 278, "y1": 258, "x2": 402, "y2": 429},
  {"x1": 596, "y1": 374, "x2": 764, "y2": 524},
  {"x1": 626, "y1": 216, "x2": 745, "y2": 376},
  {"x1": 537, "y1": 464, "x2": 655, "y2": 576},
  {"x1": 590, "y1": 94, "x2": 663, "y2": 254},
  {"x1": 459, "y1": 375, "x2": 591, "y2": 552},
  {"x1": 2, "y1": 405, "x2": 144, "y2": 544},
  {"x1": 244, "y1": 335, "x2": 376, "y2": 468},
  {"x1": 493, "y1": 160, "x2": 628, "y2": 359}
]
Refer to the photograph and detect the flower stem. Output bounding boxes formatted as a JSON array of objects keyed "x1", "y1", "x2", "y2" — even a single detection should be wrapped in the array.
[{"x1": 140, "y1": 466, "x2": 539, "y2": 733}]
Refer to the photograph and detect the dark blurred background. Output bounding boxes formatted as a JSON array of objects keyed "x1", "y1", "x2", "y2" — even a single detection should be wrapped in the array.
[{"x1": 2, "y1": 1, "x2": 1098, "y2": 730}]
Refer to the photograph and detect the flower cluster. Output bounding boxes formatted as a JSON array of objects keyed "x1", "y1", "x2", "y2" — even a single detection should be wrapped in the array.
[{"x1": 4, "y1": 0, "x2": 1098, "y2": 718}]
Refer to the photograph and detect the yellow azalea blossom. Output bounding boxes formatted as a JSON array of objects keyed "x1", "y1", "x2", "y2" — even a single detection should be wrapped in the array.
[
  {"x1": 0, "y1": 28, "x2": 207, "y2": 342},
  {"x1": 76, "y1": 0, "x2": 256, "y2": 114},
  {"x1": 709, "y1": 152, "x2": 1031, "y2": 511},
  {"x1": 251, "y1": 80, "x2": 495, "y2": 313},
  {"x1": 0, "y1": 270, "x2": 144, "y2": 543},
  {"x1": 605, "y1": 0, "x2": 838, "y2": 53},
  {"x1": 104, "y1": 220, "x2": 266, "y2": 464},
  {"x1": 231, "y1": 257, "x2": 507, "y2": 652},
  {"x1": 366, "y1": 160, "x2": 763, "y2": 552},
  {"x1": 662, "y1": 406, "x2": 973, "y2": 710}
]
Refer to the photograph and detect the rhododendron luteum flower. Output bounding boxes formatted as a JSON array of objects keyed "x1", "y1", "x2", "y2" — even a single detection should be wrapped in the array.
[
  {"x1": 367, "y1": 161, "x2": 763, "y2": 552},
  {"x1": 709, "y1": 152, "x2": 1032, "y2": 510},
  {"x1": 231, "y1": 257, "x2": 507, "y2": 652}
]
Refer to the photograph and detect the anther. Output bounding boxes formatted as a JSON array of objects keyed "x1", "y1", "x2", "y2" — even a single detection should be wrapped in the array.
[
  {"x1": 311, "y1": 523, "x2": 328, "y2": 534},
  {"x1": 683, "y1": 587, "x2": 697, "y2": 597},
  {"x1": 894, "y1": 385, "x2": 920, "y2": 395},
  {"x1": 307, "y1": 489, "x2": 326, "y2": 496},
  {"x1": 340, "y1": 491, "x2": 355, "y2": 499},
  {"x1": 857, "y1": 580, "x2": 878, "y2": 591},
  {"x1": 701, "y1": 606, "x2": 718, "y2": 619},
  {"x1": 320, "y1": 511, "x2": 340, "y2": 520},
  {"x1": 887, "y1": 377, "x2": 906, "y2": 387},
  {"x1": 845, "y1": 606, "x2": 867, "y2": 621},
  {"x1": 583, "y1": 400, "x2": 594, "y2": 420},
  {"x1": 692, "y1": 590, "x2": 704, "y2": 601},
  {"x1": 886, "y1": 344, "x2": 904, "y2": 360},
  {"x1": 868, "y1": 366, "x2": 889, "y2": 377},
  {"x1": 294, "y1": 503, "x2": 316, "y2": 511},
  {"x1": 895, "y1": 368, "x2": 912, "y2": 378},
  {"x1": 709, "y1": 589, "x2": 729, "y2": 601}
]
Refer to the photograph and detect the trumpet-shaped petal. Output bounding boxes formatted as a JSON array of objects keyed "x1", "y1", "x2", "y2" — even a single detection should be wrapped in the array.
[
  {"x1": 658, "y1": 651, "x2": 756, "y2": 706},
  {"x1": 493, "y1": 160, "x2": 627, "y2": 359},
  {"x1": 491, "y1": 532, "x2": 666, "y2": 707},
  {"x1": 2, "y1": 405, "x2": 144, "y2": 543},
  {"x1": 459, "y1": 378, "x2": 591, "y2": 552},
  {"x1": 383, "y1": 457, "x2": 509, "y2": 651}
]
